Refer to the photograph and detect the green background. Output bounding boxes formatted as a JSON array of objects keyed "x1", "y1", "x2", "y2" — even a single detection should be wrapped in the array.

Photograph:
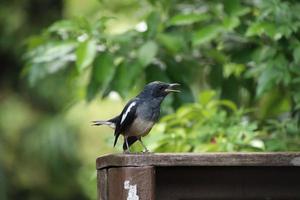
[{"x1": 1, "y1": 0, "x2": 300, "y2": 199}]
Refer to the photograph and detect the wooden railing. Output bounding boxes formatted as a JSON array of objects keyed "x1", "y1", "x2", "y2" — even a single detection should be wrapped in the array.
[{"x1": 96, "y1": 153, "x2": 300, "y2": 200}]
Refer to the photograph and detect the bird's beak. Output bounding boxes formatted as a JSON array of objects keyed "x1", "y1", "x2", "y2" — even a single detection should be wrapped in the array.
[{"x1": 165, "y1": 83, "x2": 180, "y2": 93}]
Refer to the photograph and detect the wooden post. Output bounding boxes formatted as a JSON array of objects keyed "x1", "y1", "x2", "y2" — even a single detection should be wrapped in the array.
[
  {"x1": 97, "y1": 166, "x2": 155, "y2": 200},
  {"x1": 108, "y1": 166, "x2": 155, "y2": 200},
  {"x1": 97, "y1": 169, "x2": 108, "y2": 200},
  {"x1": 96, "y1": 153, "x2": 300, "y2": 200}
]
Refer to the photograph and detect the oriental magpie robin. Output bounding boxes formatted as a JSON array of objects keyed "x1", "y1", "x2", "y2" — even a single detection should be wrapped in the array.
[{"x1": 92, "y1": 81, "x2": 180, "y2": 153}]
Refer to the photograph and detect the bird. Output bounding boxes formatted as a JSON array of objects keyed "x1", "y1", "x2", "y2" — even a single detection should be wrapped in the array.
[{"x1": 92, "y1": 81, "x2": 180, "y2": 153}]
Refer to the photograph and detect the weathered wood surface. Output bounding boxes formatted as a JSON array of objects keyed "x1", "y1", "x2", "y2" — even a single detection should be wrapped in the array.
[
  {"x1": 97, "y1": 169, "x2": 107, "y2": 200},
  {"x1": 96, "y1": 152, "x2": 300, "y2": 169},
  {"x1": 107, "y1": 166, "x2": 155, "y2": 200}
]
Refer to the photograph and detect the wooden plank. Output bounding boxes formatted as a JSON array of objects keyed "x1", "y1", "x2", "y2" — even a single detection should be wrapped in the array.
[
  {"x1": 107, "y1": 166, "x2": 155, "y2": 200},
  {"x1": 156, "y1": 166, "x2": 300, "y2": 199},
  {"x1": 96, "y1": 152, "x2": 300, "y2": 169},
  {"x1": 97, "y1": 169, "x2": 108, "y2": 200}
]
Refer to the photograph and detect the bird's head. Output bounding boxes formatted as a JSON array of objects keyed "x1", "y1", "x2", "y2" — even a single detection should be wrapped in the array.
[{"x1": 139, "y1": 81, "x2": 180, "y2": 98}]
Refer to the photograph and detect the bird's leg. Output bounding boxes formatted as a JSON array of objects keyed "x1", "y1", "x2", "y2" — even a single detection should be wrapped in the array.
[
  {"x1": 124, "y1": 137, "x2": 131, "y2": 154},
  {"x1": 138, "y1": 138, "x2": 150, "y2": 153}
]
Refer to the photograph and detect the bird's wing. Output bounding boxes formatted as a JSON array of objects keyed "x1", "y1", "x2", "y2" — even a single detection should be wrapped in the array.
[{"x1": 113, "y1": 99, "x2": 139, "y2": 146}]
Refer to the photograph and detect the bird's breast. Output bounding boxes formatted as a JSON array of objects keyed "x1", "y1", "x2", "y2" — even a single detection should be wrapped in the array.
[
  {"x1": 137, "y1": 100, "x2": 161, "y2": 122},
  {"x1": 125, "y1": 118, "x2": 155, "y2": 137}
]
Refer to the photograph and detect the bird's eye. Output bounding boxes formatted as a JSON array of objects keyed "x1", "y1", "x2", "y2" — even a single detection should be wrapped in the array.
[{"x1": 159, "y1": 86, "x2": 164, "y2": 90}]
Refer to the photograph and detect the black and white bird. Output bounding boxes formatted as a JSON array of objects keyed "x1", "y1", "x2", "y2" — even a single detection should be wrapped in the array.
[{"x1": 92, "y1": 81, "x2": 180, "y2": 153}]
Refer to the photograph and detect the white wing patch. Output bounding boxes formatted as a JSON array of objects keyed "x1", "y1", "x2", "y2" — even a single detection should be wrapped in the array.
[{"x1": 121, "y1": 102, "x2": 137, "y2": 124}]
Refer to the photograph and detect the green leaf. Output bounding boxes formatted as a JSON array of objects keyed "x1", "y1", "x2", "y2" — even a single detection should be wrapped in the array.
[
  {"x1": 25, "y1": 35, "x2": 47, "y2": 49},
  {"x1": 48, "y1": 20, "x2": 80, "y2": 33},
  {"x1": 246, "y1": 22, "x2": 262, "y2": 37},
  {"x1": 145, "y1": 64, "x2": 169, "y2": 83},
  {"x1": 293, "y1": 45, "x2": 300, "y2": 64},
  {"x1": 223, "y1": 0, "x2": 249, "y2": 16},
  {"x1": 137, "y1": 40, "x2": 158, "y2": 67},
  {"x1": 192, "y1": 24, "x2": 222, "y2": 46},
  {"x1": 169, "y1": 13, "x2": 210, "y2": 26},
  {"x1": 75, "y1": 16, "x2": 92, "y2": 33},
  {"x1": 30, "y1": 41, "x2": 76, "y2": 64},
  {"x1": 199, "y1": 90, "x2": 216, "y2": 105},
  {"x1": 87, "y1": 52, "x2": 115, "y2": 101},
  {"x1": 94, "y1": 16, "x2": 116, "y2": 32},
  {"x1": 218, "y1": 100, "x2": 238, "y2": 112},
  {"x1": 111, "y1": 61, "x2": 143, "y2": 97},
  {"x1": 157, "y1": 33, "x2": 184, "y2": 53},
  {"x1": 293, "y1": 92, "x2": 300, "y2": 109},
  {"x1": 223, "y1": 63, "x2": 245, "y2": 78},
  {"x1": 223, "y1": 16, "x2": 240, "y2": 31},
  {"x1": 146, "y1": 11, "x2": 160, "y2": 38},
  {"x1": 224, "y1": 0, "x2": 239, "y2": 15},
  {"x1": 24, "y1": 41, "x2": 76, "y2": 85},
  {"x1": 290, "y1": 64, "x2": 300, "y2": 75},
  {"x1": 205, "y1": 49, "x2": 228, "y2": 64},
  {"x1": 76, "y1": 39, "x2": 97, "y2": 72},
  {"x1": 246, "y1": 22, "x2": 277, "y2": 39},
  {"x1": 252, "y1": 46, "x2": 276, "y2": 62},
  {"x1": 25, "y1": 63, "x2": 49, "y2": 86},
  {"x1": 256, "y1": 67, "x2": 278, "y2": 97}
]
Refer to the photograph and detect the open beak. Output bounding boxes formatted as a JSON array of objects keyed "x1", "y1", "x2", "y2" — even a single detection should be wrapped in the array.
[{"x1": 165, "y1": 83, "x2": 180, "y2": 93}]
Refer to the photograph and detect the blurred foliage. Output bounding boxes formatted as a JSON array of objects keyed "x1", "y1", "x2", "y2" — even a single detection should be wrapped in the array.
[
  {"x1": 24, "y1": 0, "x2": 300, "y2": 151},
  {"x1": 24, "y1": 0, "x2": 300, "y2": 115},
  {"x1": 148, "y1": 91, "x2": 300, "y2": 152},
  {"x1": 0, "y1": 0, "x2": 116, "y2": 199},
  {"x1": 152, "y1": 90, "x2": 262, "y2": 152},
  {"x1": 1, "y1": 0, "x2": 300, "y2": 200}
]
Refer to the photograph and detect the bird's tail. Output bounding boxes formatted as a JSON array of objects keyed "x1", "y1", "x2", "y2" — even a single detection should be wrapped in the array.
[{"x1": 91, "y1": 120, "x2": 116, "y2": 129}]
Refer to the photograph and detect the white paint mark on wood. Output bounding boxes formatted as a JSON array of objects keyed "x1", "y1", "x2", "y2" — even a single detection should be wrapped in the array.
[
  {"x1": 291, "y1": 157, "x2": 300, "y2": 166},
  {"x1": 124, "y1": 180, "x2": 139, "y2": 200}
]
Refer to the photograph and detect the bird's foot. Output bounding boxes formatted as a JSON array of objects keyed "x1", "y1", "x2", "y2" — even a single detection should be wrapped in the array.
[
  {"x1": 142, "y1": 149, "x2": 151, "y2": 154},
  {"x1": 123, "y1": 149, "x2": 131, "y2": 154}
]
